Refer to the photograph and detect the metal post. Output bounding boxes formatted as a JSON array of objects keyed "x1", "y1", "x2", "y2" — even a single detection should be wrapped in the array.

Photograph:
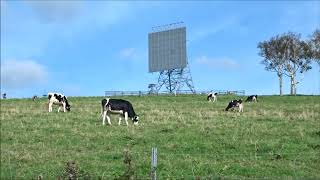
[
  {"x1": 151, "y1": 147, "x2": 157, "y2": 180},
  {"x1": 168, "y1": 71, "x2": 172, "y2": 93}
]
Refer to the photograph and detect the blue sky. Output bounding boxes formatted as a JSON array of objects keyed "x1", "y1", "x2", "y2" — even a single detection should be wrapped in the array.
[{"x1": 1, "y1": 1, "x2": 320, "y2": 98}]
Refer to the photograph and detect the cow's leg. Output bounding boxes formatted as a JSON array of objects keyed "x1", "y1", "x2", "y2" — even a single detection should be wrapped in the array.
[
  {"x1": 48, "y1": 102, "x2": 53, "y2": 112},
  {"x1": 118, "y1": 115, "x2": 122, "y2": 125},
  {"x1": 107, "y1": 115, "x2": 112, "y2": 125},
  {"x1": 58, "y1": 106, "x2": 61, "y2": 112},
  {"x1": 102, "y1": 110, "x2": 107, "y2": 125},
  {"x1": 239, "y1": 105, "x2": 243, "y2": 112},
  {"x1": 213, "y1": 96, "x2": 216, "y2": 102},
  {"x1": 124, "y1": 112, "x2": 129, "y2": 126},
  {"x1": 63, "y1": 102, "x2": 66, "y2": 112}
]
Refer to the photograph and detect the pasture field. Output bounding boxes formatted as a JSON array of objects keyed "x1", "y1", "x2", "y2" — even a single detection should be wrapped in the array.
[{"x1": 1, "y1": 95, "x2": 320, "y2": 179}]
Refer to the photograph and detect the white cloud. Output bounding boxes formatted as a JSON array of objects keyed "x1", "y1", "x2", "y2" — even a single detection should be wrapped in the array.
[
  {"x1": 119, "y1": 48, "x2": 147, "y2": 61},
  {"x1": 1, "y1": 59, "x2": 48, "y2": 89},
  {"x1": 120, "y1": 48, "x2": 137, "y2": 58},
  {"x1": 25, "y1": 1, "x2": 133, "y2": 27},
  {"x1": 26, "y1": 1, "x2": 82, "y2": 23},
  {"x1": 195, "y1": 56, "x2": 239, "y2": 69},
  {"x1": 2, "y1": 1, "x2": 138, "y2": 61},
  {"x1": 189, "y1": 16, "x2": 239, "y2": 41}
]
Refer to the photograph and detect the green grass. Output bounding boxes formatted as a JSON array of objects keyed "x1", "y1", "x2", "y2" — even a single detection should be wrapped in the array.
[{"x1": 1, "y1": 95, "x2": 320, "y2": 179}]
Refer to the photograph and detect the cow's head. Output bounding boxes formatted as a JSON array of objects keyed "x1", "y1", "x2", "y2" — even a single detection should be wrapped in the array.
[
  {"x1": 63, "y1": 96, "x2": 71, "y2": 112},
  {"x1": 66, "y1": 104, "x2": 71, "y2": 111},
  {"x1": 132, "y1": 116, "x2": 139, "y2": 125}
]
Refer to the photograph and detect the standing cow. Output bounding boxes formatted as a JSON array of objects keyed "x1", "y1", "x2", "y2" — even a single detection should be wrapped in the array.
[
  {"x1": 207, "y1": 92, "x2": 218, "y2": 102},
  {"x1": 48, "y1": 93, "x2": 71, "y2": 112},
  {"x1": 101, "y1": 98, "x2": 139, "y2": 126}
]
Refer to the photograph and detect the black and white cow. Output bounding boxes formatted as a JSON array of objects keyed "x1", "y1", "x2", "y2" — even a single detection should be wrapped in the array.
[
  {"x1": 32, "y1": 95, "x2": 38, "y2": 101},
  {"x1": 101, "y1": 98, "x2": 139, "y2": 126},
  {"x1": 48, "y1": 93, "x2": 71, "y2": 112},
  {"x1": 225, "y1": 99, "x2": 243, "y2": 112},
  {"x1": 245, "y1": 95, "x2": 258, "y2": 102},
  {"x1": 207, "y1": 92, "x2": 218, "y2": 102}
]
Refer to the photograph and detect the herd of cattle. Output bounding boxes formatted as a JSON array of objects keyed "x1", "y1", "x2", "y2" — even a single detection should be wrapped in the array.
[
  {"x1": 46, "y1": 92, "x2": 258, "y2": 126},
  {"x1": 208, "y1": 92, "x2": 258, "y2": 113}
]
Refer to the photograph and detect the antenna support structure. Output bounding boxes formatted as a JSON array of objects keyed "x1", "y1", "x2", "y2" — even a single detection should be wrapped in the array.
[{"x1": 148, "y1": 22, "x2": 195, "y2": 94}]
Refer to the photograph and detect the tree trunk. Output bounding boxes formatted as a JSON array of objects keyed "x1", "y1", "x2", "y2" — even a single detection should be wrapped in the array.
[
  {"x1": 290, "y1": 74, "x2": 296, "y2": 95},
  {"x1": 278, "y1": 74, "x2": 283, "y2": 96}
]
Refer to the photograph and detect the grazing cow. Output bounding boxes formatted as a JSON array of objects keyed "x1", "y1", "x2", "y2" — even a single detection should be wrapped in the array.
[
  {"x1": 2, "y1": 93, "x2": 6, "y2": 99},
  {"x1": 101, "y1": 98, "x2": 139, "y2": 126},
  {"x1": 245, "y1": 95, "x2": 258, "y2": 102},
  {"x1": 32, "y1": 95, "x2": 38, "y2": 101},
  {"x1": 225, "y1": 99, "x2": 243, "y2": 112},
  {"x1": 207, "y1": 92, "x2": 218, "y2": 102},
  {"x1": 48, "y1": 93, "x2": 71, "y2": 112}
]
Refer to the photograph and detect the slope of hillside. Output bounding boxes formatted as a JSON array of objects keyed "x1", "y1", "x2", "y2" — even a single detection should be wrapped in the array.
[{"x1": 1, "y1": 95, "x2": 319, "y2": 179}]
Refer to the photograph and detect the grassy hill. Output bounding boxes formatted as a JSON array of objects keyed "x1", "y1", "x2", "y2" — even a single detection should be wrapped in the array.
[{"x1": 1, "y1": 95, "x2": 319, "y2": 179}]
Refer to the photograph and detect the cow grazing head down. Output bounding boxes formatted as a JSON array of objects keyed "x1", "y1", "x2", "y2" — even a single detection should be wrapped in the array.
[
  {"x1": 225, "y1": 99, "x2": 243, "y2": 112},
  {"x1": 132, "y1": 116, "x2": 139, "y2": 125},
  {"x1": 48, "y1": 93, "x2": 71, "y2": 112},
  {"x1": 245, "y1": 95, "x2": 258, "y2": 102},
  {"x1": 32, "y1": 95, "x2": 38, "y2": 101},
  {"x1": 101, "y1": 98, "x2": 139, "y2": 126}
]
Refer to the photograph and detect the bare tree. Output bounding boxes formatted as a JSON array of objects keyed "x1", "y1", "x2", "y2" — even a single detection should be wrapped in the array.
[
  {"x1": 258, "y1": 35, "x2": 286, "y2": 96},
  {"x1": 281, "y1": 32, "x2": 312, "y2": 95},
  {"x1": 258, "y1": 32, "x2": 313, "y2": 95},
  {"x1": 308, "y1": 29, "x2": 320, "y2": 67}
]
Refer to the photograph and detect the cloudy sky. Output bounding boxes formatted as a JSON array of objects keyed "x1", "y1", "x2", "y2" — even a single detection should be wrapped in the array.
[{"x1": 1, "y1": 1, "x2": 320, "y2": 98}]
